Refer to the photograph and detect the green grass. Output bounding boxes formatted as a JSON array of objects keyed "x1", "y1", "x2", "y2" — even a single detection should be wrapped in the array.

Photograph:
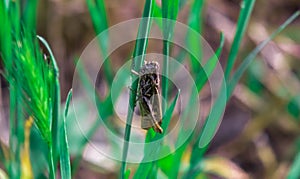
[
  {"x1": 1, "y1": 0, "x2": 299, "y2": 178},
  {"x1": 0, "y1": 1, "x2": 70, "y2": 178},
  {"x1": 120, "y1": 0, "x2": 155, "y2": 177}
]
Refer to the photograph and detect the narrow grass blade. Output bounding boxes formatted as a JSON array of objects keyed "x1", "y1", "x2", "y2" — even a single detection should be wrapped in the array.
[
  {"x1": 195, "y1": 32, "x2": 225, "y2": 92},
  {"x1": 8, "y1": 0, "x2": 21, "y2": 37},
  {"x1": 86, "y1": 0, "x2": 114, "y2": 85},
  {"x1": 189, "y1": 11, "x2": 300, "y2": 174},
  {"x1": 228, "y1": 11, "x2": 300, "y2": 96},
  {"x1": 164, "y1": 32, "x2": 225, "y2": 178},
  {"x1": 288, "y1": 151, "x2": 300, "y2": 179},
  {"x1": 124, "y1": 169, "x2": 131, "y2": 179},
  {"x1": 0, "y1": 0, "x2": 12, "y2": 66},
  {"x1": 22, "y1": 0, "x2": 38, "y2": 30},
  {"x1": 161, "y1": 0, "x2": 179, "y2": 111},
  {"x1": 198, "y1": 10, "x2": 300, "y2": 152},
  {"x1": 59, "y1": 90, "x2": 72, "y2": 179},
  {"x1": 120, "y1": 0, "x2": 154, "y2": 178},
  {"x1": 224, "y1": 0, "x2": 256, "y2": 80},
  {"x1": 37, "y1": 35, "x2": 61, "y2": 179},
  {"x1": 133, "y1": 91, "x2": 180, "y2": 178},
  {"x1": 186, "y1": 0, "x2": 204, "y2": 73},
  {"x1": 153, "y1": 1, "x2": 162, "y2": 28}
]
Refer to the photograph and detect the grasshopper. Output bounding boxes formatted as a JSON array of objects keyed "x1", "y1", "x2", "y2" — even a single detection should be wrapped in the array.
[{"x1": 132, "y1": 61, "x2": 163, "y2": 133}]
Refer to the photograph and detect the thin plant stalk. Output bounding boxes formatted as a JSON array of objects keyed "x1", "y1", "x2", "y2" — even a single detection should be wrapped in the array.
[{"x1": 120, "y1": 0, "x2": 154, "y2": 178}]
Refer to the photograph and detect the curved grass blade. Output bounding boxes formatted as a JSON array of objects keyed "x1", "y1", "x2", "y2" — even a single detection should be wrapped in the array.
[
  {"x1": 37, "y1": 35, "x2": 61, "y2": 179},
  {"x1": 224, "y1": 0, "x2": 255, "y2": 80},
  {"x1": 228, "y1": 11, "x2": 300, "y2": 96},
  {"x1": 200, "y1": 10, "x2": 300, "y2": 150},
  {"x1": 120, "y1": 0, "x2": 154, "y2": 178},
  {"x1": 191, "y1": 11, "x2": 300, "y2": 174},
  {"x1": 60, "y1": 90, "x2": 72, "y2": 179}
]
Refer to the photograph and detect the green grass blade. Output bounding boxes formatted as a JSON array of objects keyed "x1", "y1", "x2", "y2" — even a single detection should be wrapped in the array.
[
  {"x1": 186, "y1": 0, "x2": 204, "y2": 73},
  {"x1": 22, "y1": 0, "x2": 38, "y2": 30},
  {"x1": 162, "y1": 39, "x2": 170, "y2": 111},
  {"x1": 161, "y1": 0, "x2": 179, "y2": 112},
  {"x1": 37, "y1": 35, "x2": 61, "y2": 179},
  {"x1": 195, "y1": 32, "x2": 225, "y2": 92},
  {"x1": 224, "y1": 0, "x2": 255, "y2": 80},
  {"x1": 86, "y1": 0, "x2": 114, "y2": 85},
  {"x1": 60, "y1": 90, "x2": 72, "y2": 179},
  {"x1": 153, "y1": 1, "x2": 162, "y2": 28},
  {"x1": 8, "y1": 0, "x2": 21, "y2": 38},
  {"x1": 164, "y1": 32, "x2": 224, "y2": 178},
  {"x1": 288, "y1": 151, "x2": 300, "y2": 179},
  {"x1": 189, "y1": 11, "x2": 300, "y2": 173},
  {"x1": 228, "y1": 11, "x2": 300, "y2": 96},
  {"x1": 133, "y1": 91, "x2": 180, "y2": 178},
  {"x1": 0, "y1": 0, "x2": 12, "y2": 68},
  {"x1": 120, "y1": 0, "x2": 154, "y2": 178}
]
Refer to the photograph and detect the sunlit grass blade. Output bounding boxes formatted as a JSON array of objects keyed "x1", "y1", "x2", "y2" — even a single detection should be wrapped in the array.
[
  {"x1": 224, "y1": 0, "x2": 255, "y2": 80},
  {"x1": 133, "y1": 91, "x2": 180, "y2": 178},
  {"x1": 121, "y1": 0, "x2": 154, "y2": 178},
  {"x1": 59, "y1": 90, "x2": 72, "y2": 179}
]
